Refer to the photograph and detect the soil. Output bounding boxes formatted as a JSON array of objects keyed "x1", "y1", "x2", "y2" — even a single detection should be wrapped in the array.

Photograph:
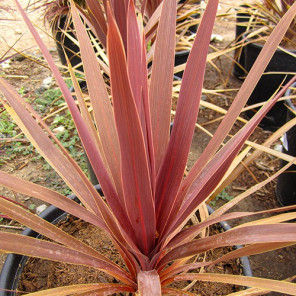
[
  {"x1": 1, "y1": 0, "x2": 296, "y2": 295},
  {"x1": 0, "y1": 0, "x2": 55, "y2": 59},
  {"x1": 17, "y1": 217, "x2": 243, "y2": 295},
  {"x1": 17, "y1": 216, "x2": 120, "y2": 293}
]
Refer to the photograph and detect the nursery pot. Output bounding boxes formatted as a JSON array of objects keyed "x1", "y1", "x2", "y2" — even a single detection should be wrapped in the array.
[
  {"x1": 54, "y1": 15, "x2": 83, "y2": 73},
  {"x1": 243, "y1": 37, "x2": 296, "y2": 131},
  {"x1": 233, "y1": 5, "x2": 251, "y2": 79},
  {"x1": 174, "y1": 49, "x2": 190, "y2": 78},
  {"x1": 178, "y1": 0, "x2": 200, "y2": 34},
  {"x1": 175, "y1": 0, "x2": 201, "y2": 78},
  {"x1": 0, "y1": 186, "x2": 102, "y2": 296},
  {"x1": 276, "y1": 84, "x2": 296, "y2": 207},
  {"x1": 233, "y1": 7, "x2": 296, "y2": 131}
]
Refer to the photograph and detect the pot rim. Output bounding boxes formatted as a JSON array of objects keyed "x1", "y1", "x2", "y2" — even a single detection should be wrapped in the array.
[{"x1": 243, "y1": 33, "x2": 296, "y2": 55}]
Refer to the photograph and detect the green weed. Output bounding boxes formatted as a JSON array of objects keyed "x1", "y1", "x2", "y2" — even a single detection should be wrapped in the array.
[
  {"x1": 29, "y1": 204, "x2": 36, "y2": 210},
  {"x1": 210, "y1": 187, "x2": 234, "y2": 206},
  {"x1": 1, "y1": 82, "x2": 82, "y2": 164},
  {"x1": 1, "y1": 80, "x2": 89, "y2": 195}
]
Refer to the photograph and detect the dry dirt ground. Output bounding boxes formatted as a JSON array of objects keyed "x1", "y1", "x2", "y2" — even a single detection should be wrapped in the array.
[
  {"x1": 0, "y1": 0, "x2": 296, "y2": 295},
  {"x1": 0, "y1": 0, "x2": 55, "y2": 58}
]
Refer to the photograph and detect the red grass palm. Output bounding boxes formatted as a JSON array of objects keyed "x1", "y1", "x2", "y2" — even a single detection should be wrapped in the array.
[{"x1": 0, "y1": 0, "x2": 296, "y2": 294}]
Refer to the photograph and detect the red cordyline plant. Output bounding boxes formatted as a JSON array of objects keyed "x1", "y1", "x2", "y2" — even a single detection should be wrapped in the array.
[
  {"x1": 29, "y1": 0, "x2": 195, "y2": 54},
  {"x1": 1, "y1": 0, "x2": 296, "y2": 294},
  {"x1": 239, "y1": 0, "x2": 296, "y2": 47},
  {"x1": 264, "y1": 0, "x2": 296, "y2": 42},
  {"x1": 264, "y1": 0, "x2": 295, "y2": 14}
]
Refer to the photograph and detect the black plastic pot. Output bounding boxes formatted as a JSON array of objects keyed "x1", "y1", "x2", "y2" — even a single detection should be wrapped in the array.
[
  {"x1": 0, "y1": 185, "x2": 102, "y2": 296},
  {"x1": 54, "y1": 15, "x2": 83, "y2": 73},
  {"x1": 174, "y1": 1, "x2": 201, "y2": 78},
  {"x1": 233, "y1": 6, "x2": 296, "y2": 131},
  {"x1": 178, "y1": 0, "x2": 200, "y2": 34},
  {"x1": 174, "y1": 49, "x2": 190, "y2": 78},
  {"x1": 233, "y1": 5, "x2": 251, "y2": 80},
  {"x1": 276, "y1": 84, "x2": 296, "y2": 207},
  {"x1": 243, "y1": 40, "x2": 296, "y2": 131}
]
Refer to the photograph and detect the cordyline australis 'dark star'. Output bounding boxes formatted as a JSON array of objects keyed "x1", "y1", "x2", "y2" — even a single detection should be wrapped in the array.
[
  {"x1": 28, "y1": 0, "x2": 174, "y2": 50},
  {"x1": 0, "y1": 0, "x2": 296, "y2": 295}
]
